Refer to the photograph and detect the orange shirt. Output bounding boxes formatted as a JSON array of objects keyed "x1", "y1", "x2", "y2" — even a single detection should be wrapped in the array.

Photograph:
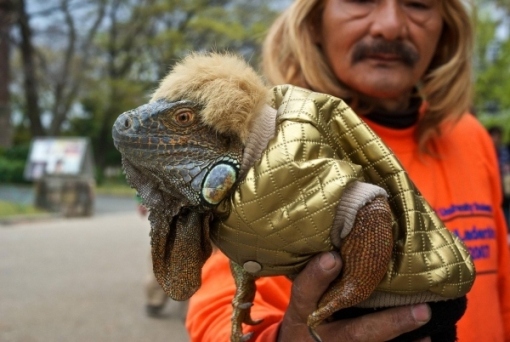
[
  {"x1": 365, "y1": 114, "x2": 510, "y2": 342},
  {"x1": 186, "y1": 113, "x2": 510, "y2": 341}
]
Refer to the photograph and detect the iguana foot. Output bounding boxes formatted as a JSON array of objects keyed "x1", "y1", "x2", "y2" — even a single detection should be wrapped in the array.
[
  {"x1": 231, "y1": 301, "x2": 263, "y2": 342},
  {"x1": 231, "y1": 325, "x2": 254, "y2": 342},
  {"x1": 237, "y1": 302, "x2": 264, "y2": 325},
  {"x1": 230, "y1": 262, "x2": 263, "y2": 341},
  {"x1": 231, "y1": 330, "x2": 253, "y2": 342},
  {"x1": 307, "y1": 196, "x2": 393, "y2": 329}
]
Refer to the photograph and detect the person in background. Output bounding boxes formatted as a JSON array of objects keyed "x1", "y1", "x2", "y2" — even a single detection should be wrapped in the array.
[
  {"x1": 488, "y1": 125, "x2": 510, "y2": 233},
  {"x1": 186, "y1": 0, "x2": 510, "y2": 341}
]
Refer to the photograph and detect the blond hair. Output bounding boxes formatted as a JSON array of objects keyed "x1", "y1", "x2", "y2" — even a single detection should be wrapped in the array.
[
  {"x1": 262, "y1": 0, "x2": 474, "y2": 151},
  {"x1": 151, "y1": 52, "x2": 269, "y2": 143}
]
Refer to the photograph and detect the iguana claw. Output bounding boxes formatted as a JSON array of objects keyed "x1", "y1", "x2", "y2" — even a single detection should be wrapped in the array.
[
  {"x1": 230, "y1": 262, "x2": 262, "y2": 341},
  {"x1": 231, "y1": 301, "x2": 264, "y2": 341},
  {"x1": 241, "y1": 332, "x2": 254, "y2": 341},
  {"x1": 238, "y1": 302, "x2": 254, "y2": 310}
]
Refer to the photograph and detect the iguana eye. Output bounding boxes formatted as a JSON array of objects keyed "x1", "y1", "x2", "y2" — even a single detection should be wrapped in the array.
[{"x1": 174, "y1": 108, "x2": 195, "y2": 126}]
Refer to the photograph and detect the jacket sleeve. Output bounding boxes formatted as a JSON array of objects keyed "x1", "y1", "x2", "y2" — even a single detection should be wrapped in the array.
[{"x1": 185, "y1": 251, "x2": 291, "y2": 341}]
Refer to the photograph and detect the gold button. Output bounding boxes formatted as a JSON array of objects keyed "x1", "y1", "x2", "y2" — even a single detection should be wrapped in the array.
[{"x1": 243, "y1": 261, "x2": 262, "y2": 273}]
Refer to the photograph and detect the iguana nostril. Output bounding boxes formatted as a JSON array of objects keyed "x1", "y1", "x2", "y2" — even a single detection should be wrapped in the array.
[{"x1": 124, "y1": 118, "x2": 131, "y2": 129}]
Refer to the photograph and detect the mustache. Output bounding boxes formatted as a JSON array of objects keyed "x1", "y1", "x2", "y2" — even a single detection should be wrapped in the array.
[{"x1": 352, "y1": 40, "x2": 419, "y2": 66}]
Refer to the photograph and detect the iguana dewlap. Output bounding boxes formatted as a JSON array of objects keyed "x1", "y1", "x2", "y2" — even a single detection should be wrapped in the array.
[{"x1": 112, "y1": 53, "x2": 475, "y2": 342}]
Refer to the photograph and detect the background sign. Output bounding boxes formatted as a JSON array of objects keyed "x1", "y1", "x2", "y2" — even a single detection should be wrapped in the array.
[{"x1": 24, "y1": 137, "x2": 94, "y2": 180}]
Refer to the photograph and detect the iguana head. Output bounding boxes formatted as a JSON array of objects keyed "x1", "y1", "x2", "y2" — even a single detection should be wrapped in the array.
[
  {"x1": 112, "y1": 52, "x2": 269, "y2": 300},
  {"x1": 113, "y1": 99, "x2": 244, "y2": 210}
]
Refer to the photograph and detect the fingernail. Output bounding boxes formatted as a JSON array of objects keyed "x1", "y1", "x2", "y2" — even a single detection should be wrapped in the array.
[
  {"x1": 319, "y1": 252, "x2": 337, "y2": 270},
  {"x1": 412, "y1": 304, "x2": 431, "y2": 324}
]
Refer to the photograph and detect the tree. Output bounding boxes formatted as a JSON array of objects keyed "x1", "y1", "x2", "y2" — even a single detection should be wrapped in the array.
[
  {"x1": 473, "y1": 1, "x2": 510, "y2": 114},
  {"x1": 8, "y1": 0, "x2": 281, "y2": 179},
  {"x1": 71, "y1": 0, "x2": 280, "y2": 176},
  {"x1": 14, "y1": 0, "x2": 44, "y2": 137},
  {"x1": 0, "y1": 0, "x2": 14, "y2": 147},
  {"x1": 11, "y1": 0, "x2": 108, "y2": 138}
]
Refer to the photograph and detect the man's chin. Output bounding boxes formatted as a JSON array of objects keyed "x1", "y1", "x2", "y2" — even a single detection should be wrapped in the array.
[
  {"x1": 351, "y1": 84, "x2": 416, "y2": 111},
  {"x1": 352, "y1": 77, "x2": 415, "y2": 101}
]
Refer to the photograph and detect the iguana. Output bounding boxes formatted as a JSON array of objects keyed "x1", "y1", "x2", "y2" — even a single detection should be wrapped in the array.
[{"x1": 112, "y1": 52, "x2": 475, "y2": 342}]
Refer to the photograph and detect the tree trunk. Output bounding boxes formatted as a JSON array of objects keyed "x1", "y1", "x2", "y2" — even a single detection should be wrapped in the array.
[
  {"x1": 0, "y1": 0, "x2": 13, "y2": 147},
  {"x1": 17, "y1": 0, "x2": 44, "y2": 137}
]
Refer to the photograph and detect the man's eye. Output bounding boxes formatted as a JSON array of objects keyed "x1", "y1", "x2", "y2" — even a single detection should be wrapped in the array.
[
  {"x1": 342, "y1": 0, "x2": 375, "y2": 16},
  {"x1": 405, "y1": 1, "x2": 431, "y2": 10},
  {"x1": 347, "y1": 0, "x2": 374, "y2": 3}
]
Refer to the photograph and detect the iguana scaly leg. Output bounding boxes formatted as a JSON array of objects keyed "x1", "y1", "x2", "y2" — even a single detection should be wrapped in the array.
[
  {"x1": 230, "y1": 261, "x2": 262, "y2": 342},
  {"x1": 307, "y1": 196, "x2": 394, "y2": 339}
]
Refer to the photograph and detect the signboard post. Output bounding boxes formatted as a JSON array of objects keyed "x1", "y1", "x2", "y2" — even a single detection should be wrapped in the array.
[{"x1": 24, "y1": 137, "x2": 95, "y2": 217}]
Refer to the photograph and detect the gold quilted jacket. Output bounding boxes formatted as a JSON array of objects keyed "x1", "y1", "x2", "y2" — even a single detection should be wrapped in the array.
[{"x1": 212, "y1": 85, "x2": 475, "y2": 307}]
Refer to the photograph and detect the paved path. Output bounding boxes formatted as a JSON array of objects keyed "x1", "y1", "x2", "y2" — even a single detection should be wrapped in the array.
[{"x1": 0, "y1": 212, "x2": 189, "y2": 342}]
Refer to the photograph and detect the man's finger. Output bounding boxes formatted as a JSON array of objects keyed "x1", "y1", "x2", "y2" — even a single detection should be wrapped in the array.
[
  {"x1": 319, "y1": 304, "x2": 431, "y2": 342},
  {"x1": 287, "y1": 252, "x2": 343, "y2": 320}
]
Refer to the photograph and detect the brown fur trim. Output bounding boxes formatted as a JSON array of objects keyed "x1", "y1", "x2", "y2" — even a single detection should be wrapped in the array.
[{"x1": 151, "y1": 52, "x2": 270, "y2": 143}]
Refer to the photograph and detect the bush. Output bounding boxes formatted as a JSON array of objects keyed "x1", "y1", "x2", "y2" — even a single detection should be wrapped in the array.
[
  {"x1": 0, "y1": 144, "x2": 31, "y2": 184},
  {"x1": 3, "y1": 144, "x2": 30, "y2": 161},
  {"x1": 0, "y1": 157, "x2": 28, "y2": 183}
]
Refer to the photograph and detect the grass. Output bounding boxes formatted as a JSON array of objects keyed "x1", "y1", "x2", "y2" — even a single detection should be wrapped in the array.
[
  {"x1": 0, "y1": 180, "x2": 136, "y2": 219},
  {"x1": 95, "y1": 182, "x2": 136, "y2": 197},
  {"x1": 0, "y1": 200, "x2": 46, "y2": 219}
]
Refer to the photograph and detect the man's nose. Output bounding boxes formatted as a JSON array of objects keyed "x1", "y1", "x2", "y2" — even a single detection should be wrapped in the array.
[{"x1": 369, "y1": 1, "x2": 408, "y2": 40}]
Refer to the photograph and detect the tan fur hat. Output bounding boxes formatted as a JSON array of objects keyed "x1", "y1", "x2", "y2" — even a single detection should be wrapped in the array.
[{"x1": 150, "y1": 52, "x2": 270, "y2": 143}]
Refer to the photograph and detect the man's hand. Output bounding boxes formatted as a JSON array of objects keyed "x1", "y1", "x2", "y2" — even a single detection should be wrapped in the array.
[{"x1": 277, "y1": 252, "x2": 431, "y2": 342}]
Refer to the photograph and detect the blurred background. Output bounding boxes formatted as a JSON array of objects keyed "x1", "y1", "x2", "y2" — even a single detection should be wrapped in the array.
[{"x1": 0, "y1": 0, "x2": 509, "y2": 341}]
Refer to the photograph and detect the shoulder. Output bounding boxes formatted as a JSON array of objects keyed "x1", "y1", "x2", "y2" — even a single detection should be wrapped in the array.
[
  {"x1": 447, "y1": 113, "x2": 487, "y2": 135},
  {"x1": 440, "y1": 113, "x2": 492, "y2": 149},
  {"x1": 435, "y1": 113, "x2": 497, "y2": 171}
]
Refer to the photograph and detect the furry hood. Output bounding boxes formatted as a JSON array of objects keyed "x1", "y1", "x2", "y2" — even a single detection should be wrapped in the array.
[{"x1": 150, "y1": 52, "x2": 270, "y2": 143}]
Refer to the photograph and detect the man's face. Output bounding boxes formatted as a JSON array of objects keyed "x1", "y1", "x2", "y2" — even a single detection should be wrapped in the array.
[{"x1": 319, "y1": 0, "x2": 443, "y2": 104}]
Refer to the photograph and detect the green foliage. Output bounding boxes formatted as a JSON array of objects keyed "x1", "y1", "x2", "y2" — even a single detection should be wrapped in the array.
[
  {"x1": 76, "y1": 0, "x2": 280, "y2": 175},
  {"x1": 0, "y1": 158, "x2": 27, "y2": 183},
  {"x1": 478, "y1": 111, "x2": 510, "y2": 143},
  {"x1": 12, "y1": 124, "x2": 33, "y2": 146},
  {"x1": 473, "y1": 2, "x2": 510, "y2": 113},
  {"x1": 68, "y1": 77, "x2": 152, "y2": 170},
  {"x1": 0, "y1": 143, "x2": 31, "y2": 184},
  {"x1": 2, "y1": 143, "x2": 30, "y2": 160}
]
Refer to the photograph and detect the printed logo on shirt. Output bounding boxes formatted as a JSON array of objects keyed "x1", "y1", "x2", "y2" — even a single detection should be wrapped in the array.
[
  {"x1": 437, "y1": 202, "x2": 493, "y2": 222},
  {"x1": 452, "y1": 226, "x2": 494, "y2": 261},
  {"x1": 436, "y1": 202, "x2": 498, "y2": 275}
]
